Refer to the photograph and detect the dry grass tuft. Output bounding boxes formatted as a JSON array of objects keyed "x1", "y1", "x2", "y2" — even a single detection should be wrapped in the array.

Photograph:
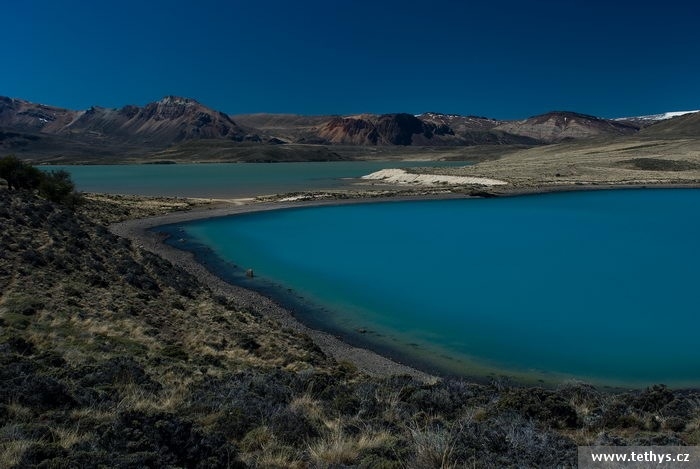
[
  {"x1": 69, "y1": 407, "x2": 116, "y2": 425},
  {"x1": 685, "y1": 415, "x2": 700, "y2": 444},
  {"x1": 289, "y1": 394, "x2": 324, "y2": 423},
  {"x1": 252, "y1": 444, "x2": 307, "y2": 469},
  {"x1": 308, "y1": 432, "x2": 360, "y2": 466},
  {"x1": 52, "y1": 426, "x2": 91, "y2": 449},
  {"x1": 308, "y1": 423, "x2": 393, "y2": 467},
  {"x1": 406, "y1": 420, "x2": 460, "y2": 469},
  {"x1": 5, "y1": 401, "x2": 33, "y2": 422},
  {"x1": 240, "y1": 427, "x2": 307, "y2": 468},
  {"x1": 0, "y1": 439, "x2": 34, "y2": 468},
  {"x1": 114, "y1": 379, "x2": 192, "y2": 413}
]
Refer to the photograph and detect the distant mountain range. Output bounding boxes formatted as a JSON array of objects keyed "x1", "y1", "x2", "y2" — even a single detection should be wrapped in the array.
[
  {"x1": 235, "y1": 110, "x2": 641, "y2": 146},
  {"x1": 1, "y1": 95, "x2": 698, "y2": 162}
]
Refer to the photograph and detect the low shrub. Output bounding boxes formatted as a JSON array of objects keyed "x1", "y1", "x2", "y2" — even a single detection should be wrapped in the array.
[{"x1": 0, "y1": 155, "x2": 83, "y2": 208}]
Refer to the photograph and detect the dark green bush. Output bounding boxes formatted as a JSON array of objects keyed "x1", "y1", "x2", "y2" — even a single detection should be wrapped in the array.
[
  {"x1": 0, "y1": 155, "x2": 83, "y2": 207},
  {"x1": 38, "y1": 169, "x2": 83, "y2": 207},
  {"x1": 0, "y1": 154, "x2": 42, "y2": 190}
]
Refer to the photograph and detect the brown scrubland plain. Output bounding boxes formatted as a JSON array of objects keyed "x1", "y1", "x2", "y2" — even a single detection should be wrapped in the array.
[
  {"x1": 2, "y1": 158, "x2": 700, "y2": 467},
  {"x1": 414, "y1": 137, "x2": 700, "y2": 190}
]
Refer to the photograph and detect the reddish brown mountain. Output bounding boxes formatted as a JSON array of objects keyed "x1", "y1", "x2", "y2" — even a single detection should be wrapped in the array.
[
  {"x1": 317, "y1": 114, "x2": 441, "y2": 145},
  {"x1": 314, "y1": 113, "x2": 532, "y2": 146}
]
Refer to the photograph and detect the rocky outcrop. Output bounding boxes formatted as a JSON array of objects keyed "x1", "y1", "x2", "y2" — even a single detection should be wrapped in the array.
[
  {"x1": 319, "y1": 115, "x2": 381, "y2": 145},
  {"x1": 318, "y1": 113, "x2": 446, "y2": 145},
  {"x1": 417, "y1": 112, "x2": 501, "y2": 132}
]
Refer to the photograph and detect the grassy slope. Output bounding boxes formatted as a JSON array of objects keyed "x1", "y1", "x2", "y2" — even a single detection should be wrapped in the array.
[
  {"x1": 1, "y1": 190, "x2": 699, "y2": 468},
  {"x1": 418, "y1": 137, "x2": 700, "y2": 188}
]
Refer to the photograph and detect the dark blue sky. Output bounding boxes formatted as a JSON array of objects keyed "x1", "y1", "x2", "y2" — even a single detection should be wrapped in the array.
[{"x1": 3, "y1": 0, "x2": 698, "y2": 119}]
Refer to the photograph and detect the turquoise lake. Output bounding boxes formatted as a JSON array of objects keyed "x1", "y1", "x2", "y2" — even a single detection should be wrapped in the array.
[
  {"x1": 42, "y1": 161, "x2": 465, "y2": 198},
  {"x1": 165, "y1": 189, "x2": 700, "y2": 388}
]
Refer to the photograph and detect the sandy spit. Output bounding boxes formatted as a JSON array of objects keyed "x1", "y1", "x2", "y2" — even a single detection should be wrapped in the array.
[
  {"x1": 109, "y1": 197, "x2": 461, "y2": 382},
  {"x1": 362, "y1": 168, "x2": 508, "y2": 186}
]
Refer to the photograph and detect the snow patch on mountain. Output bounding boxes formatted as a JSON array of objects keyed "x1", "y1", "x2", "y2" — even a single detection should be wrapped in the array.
[{"x1": 615, "y1": 110, "x2": 699, "y2": 122}]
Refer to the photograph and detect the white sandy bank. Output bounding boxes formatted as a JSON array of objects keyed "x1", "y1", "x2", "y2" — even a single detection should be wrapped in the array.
[{"x1": 361, "y1": 168, "x2": 508, "y2": 186}]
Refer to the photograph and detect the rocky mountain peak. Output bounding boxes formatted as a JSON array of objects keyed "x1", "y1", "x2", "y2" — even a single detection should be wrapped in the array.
[
  {"x1": 157, "y1": 96, "x2": 199, "y2": 106},
  {"x1": 532, "y1": 111, "x2": 606, "y2": 125},
  {"x1": 316, "y1": 113, "x2": 436, "y2": 145},
  {"x1": 141, "y1": 96, "x2": 209, "y2": 121}
]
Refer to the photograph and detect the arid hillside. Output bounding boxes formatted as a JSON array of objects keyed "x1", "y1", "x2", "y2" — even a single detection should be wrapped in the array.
[
  {"x1": 1, "y1": 188, "x2": 699, "y2": 467},
  {"x1": 417, "y1": 136, "x2": 700, "y2": 189}
]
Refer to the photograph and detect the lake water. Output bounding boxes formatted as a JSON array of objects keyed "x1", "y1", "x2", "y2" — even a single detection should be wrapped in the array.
[
  {"x1": 165, "y1": 189, "x2": 700, "y2": 388},
  {"x1": 42, "y1": 161, "x2": 466, "y2": 198}
]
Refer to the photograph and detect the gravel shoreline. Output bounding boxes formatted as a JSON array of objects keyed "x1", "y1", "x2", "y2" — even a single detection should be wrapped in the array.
[
  {"x1": 109, "y1": 183, "x2": 700, "y2": 383},
  {"x1": 109, "y1": 195, "x2": 466, "y2": 382}
]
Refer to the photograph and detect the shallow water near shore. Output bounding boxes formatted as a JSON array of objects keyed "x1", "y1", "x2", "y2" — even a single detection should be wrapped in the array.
[{"x1": 166, "y1": 189, "x2": 700, "y2": 387}]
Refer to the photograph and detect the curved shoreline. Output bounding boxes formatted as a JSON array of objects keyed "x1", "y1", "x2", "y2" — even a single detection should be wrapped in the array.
[
  {"x1": 110, "y1": 195, "x2": 471, "y2": 382},
  {"x1": 110, "y1": 184, "x2": 700, "y2": 386}
]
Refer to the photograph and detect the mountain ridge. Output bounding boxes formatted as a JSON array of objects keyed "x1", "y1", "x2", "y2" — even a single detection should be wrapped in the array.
[
  {"x1": 493, "y1": 111, "x2": 640, "y2": 142},
  {"x1": 1, "y1": 95, "x2": 698, "y2": 162}
]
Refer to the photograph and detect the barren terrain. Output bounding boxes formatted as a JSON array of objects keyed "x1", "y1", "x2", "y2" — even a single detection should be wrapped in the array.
[{"x1": 406, "y1": 137, "x2": 700, "y2": 190}]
